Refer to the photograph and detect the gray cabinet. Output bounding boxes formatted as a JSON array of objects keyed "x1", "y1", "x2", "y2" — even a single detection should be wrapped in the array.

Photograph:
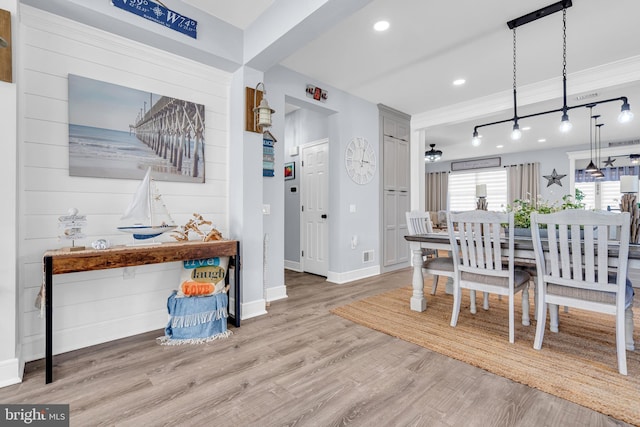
[{"x1": 379, "y1": 106, "x2": 411, "y2": 268}]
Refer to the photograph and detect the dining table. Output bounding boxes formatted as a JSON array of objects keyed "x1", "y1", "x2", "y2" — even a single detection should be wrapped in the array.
[{"x1": 404, "y1": 232, "x2": 640, "y2": 313}]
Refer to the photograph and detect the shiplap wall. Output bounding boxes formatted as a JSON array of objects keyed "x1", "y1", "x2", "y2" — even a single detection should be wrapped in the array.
[{"x1": 20, "y1": 7, "x2": 231, "y2": 361}]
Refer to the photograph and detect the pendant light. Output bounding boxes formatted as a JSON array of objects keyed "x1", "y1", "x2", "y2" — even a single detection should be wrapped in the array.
[
  {"x1": 425, "y1": 144, "x2": 443, "y2": 162},
  {"x1": 471, "y1": 1, "x2": 633, "y2": 145},
  {"x1": 558, "y1": 7, "x2": 572, "y2": 133},
  {"x1": 584, "y1": 105, "x2": 598, "y2": 173},
  {"x1": 510, "y1": 28, "x2": 522, "y2": 141},
  {"x1": 591, "y1": 116, "x2": 604, "y2": 179}
]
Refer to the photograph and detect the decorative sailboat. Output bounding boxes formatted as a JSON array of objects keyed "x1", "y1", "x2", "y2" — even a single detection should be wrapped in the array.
[{"x1": 117, "y1": 167, "x2": 177, "y2": 240}]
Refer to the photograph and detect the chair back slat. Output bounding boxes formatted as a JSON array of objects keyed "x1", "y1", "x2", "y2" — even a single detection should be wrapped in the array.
[
  {"x1": 583, "y1": 226, "x2": 595, "y2": 282},
  {"x1": 406, "y1": 211, "x2": 433, "y2": 235},
  {"x1": 530, "y1": 209, "x2": 631, "y2": 290},
  {"x1": 448, "y1": 210, "x2": 510, "y2": 276},
  {"x1": 597, "y1": 225, "x2": 609, "y2": 285}
]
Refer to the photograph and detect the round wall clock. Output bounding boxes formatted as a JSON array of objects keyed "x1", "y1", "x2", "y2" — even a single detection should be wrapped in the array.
[{"x1": 345, "y1": 137, "x2": 376, "y2": 185}]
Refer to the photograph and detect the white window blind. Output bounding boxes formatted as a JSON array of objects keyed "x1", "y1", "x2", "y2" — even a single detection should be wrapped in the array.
[
  {"x1": 448, "y1": 169, "x2": 508, "y2": 211},
  {"x1": 575, "y1": 182, "x2": 596, "y2": 210},
  {"x1": 575, "y1": 180, "x2": 625, "y2": 211},
  {"x1": 601, "y1": 181, "x2": 622, "y2": 211}
]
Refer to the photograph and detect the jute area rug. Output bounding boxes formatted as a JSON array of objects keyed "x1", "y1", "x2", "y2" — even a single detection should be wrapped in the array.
[{"x1": 331, "y1": 282, "x2": 640, "y2": 425}]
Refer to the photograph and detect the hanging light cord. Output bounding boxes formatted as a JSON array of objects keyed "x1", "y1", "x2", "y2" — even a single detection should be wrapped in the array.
[
  {"x1": 561, "y1": 8, "x2": 568, "y2": 115},
  {"x1": 589, "y1": 106, "x2": 593, "y2": 160},
  {"x1": 512, "y1": 28, "x2": 518, "y2": 122}
]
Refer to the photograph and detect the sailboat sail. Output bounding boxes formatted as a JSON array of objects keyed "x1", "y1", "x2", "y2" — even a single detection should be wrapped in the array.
[
  {"x1": 118, "y1": 167, "x2": 177, "y2": 240},
  {"x1": 121, "y1": 167, "x2": 152, "y2": 222}
]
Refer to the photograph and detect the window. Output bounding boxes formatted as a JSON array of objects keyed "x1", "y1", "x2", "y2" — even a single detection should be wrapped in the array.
[
  {"x1": 576, "y1": 180, "x2": 625, "y2": 211},
  {"x1": 448, "y1": 169, "x2": 508, "y2": 211}
]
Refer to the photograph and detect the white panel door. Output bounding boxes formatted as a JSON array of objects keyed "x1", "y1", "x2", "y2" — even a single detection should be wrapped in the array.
[{"x1": 301, "y1": 141, "x2": 329, "y2": 276}]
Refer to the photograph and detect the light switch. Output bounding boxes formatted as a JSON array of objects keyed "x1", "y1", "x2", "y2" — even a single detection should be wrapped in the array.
[
  {"x1": 262, "y1": 204, "x2": 271, "y2": 215},
  {"x1": 349, "y1": 204, "x2": 356, "y2": 213}
]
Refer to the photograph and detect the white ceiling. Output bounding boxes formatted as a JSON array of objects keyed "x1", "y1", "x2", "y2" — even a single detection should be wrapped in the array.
[
  {"x1": 181, "y1": 0, "x2": 275, "y2": 30},
  {"x1": 181, "y1": 0, "x2": 640, "y2": 161}
]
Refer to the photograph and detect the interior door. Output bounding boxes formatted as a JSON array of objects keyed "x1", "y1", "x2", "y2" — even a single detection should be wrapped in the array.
[{"x1": 301, "y1": 140, "x2": 329, "y2": 276}]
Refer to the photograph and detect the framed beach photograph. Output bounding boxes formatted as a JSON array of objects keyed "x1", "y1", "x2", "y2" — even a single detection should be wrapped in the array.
[
  {"x1": 68, "y1": 74, "x2": 205, "y2": 183},
  {"x1": 284, "y1": 162, "x2": 295, "y2": 180}
]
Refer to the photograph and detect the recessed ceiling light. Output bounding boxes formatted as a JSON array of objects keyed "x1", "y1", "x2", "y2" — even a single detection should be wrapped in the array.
[
  {"x1": 373, "y1": 21, "x2": 390, "y2": 31},
  {"x1": 522, "y1": 126, "x2": 531, "y2": 131},
  {"x1": 538, "y1": 138, "x2": 547, "y2": 143},
  {"x1": 496, "y1": 145, "x2": 504, "y2": 148},
  {"x1": 453, "y1": 79, "x2": 466, "y2": 86}
]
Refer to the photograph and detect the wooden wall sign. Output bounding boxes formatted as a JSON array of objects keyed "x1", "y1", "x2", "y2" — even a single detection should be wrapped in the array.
[
  {"x1": 451, "y1": 156, "x2": 501, "y2": 171},
  {"x1": 245, "y1": 86, "x2": 264, "y2": 133},
  {"x1": 0, "y1": 9, "x2": 11, "y2": 83}
]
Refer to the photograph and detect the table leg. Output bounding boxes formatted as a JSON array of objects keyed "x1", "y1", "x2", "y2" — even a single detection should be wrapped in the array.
[
  {"x1": 45, "y1": 256, "x2": 53, "y2": 384},
  {"x1": 410, "y1": 244, "x2": 426, "y2": 311},
  {"x1": 234, "y1": 242, "x2": 241, "y2": 327}
]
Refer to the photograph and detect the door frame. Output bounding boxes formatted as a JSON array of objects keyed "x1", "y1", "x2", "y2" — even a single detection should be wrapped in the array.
[{"x1": 299, "y1": 138, "x2": 329, "y2": 275}]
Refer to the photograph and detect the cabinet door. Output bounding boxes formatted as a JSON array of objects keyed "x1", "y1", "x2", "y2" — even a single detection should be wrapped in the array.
[
  {"x1": 396, "y1": 139, "x2": 410, "y2": 192},
  {"x1": 396, "y1": 190, "x2": 410, "y2": 263},
  {"x1": 383, "y1": 190, "x2": 398, "y2": 266},
  {"x1": 383, "y1": 135, "x2": 397, "y2": 190}
]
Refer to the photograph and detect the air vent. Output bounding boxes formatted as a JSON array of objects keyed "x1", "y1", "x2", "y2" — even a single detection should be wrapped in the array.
[
  {"x1": 362, "y1": 250, "x2": 374, "y2": 263},
  {"x1": 608, "y1": 139, "x2": 640, "y2": 147},
  {"x1": 575, "y1": 92, "x2": 598, "y2": 101}
]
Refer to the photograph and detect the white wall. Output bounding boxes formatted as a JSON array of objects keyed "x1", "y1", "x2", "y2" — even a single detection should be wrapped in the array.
[
  {"x1": 266, "y1": 65, "x2": 380, "y2": 283},
  {"x1": 0, "y1": 0, "x2": 19, "y2": 388},
  {"x1": 19, "y1": 6, "x2": 231, "y2": 361}
]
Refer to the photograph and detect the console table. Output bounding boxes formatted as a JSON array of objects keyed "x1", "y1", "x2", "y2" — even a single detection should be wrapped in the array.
[{"x1": 43, "y1": 239, "x2": 240, "y2": 384}]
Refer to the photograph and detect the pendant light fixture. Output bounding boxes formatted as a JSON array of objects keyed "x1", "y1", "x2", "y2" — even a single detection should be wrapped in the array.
[
  {"x1": 425, "y1": 144, "x2": 443, "y2": 162},
  {"x1": 591, "y1": 116, "x2": 605, "y2": 179},
  {"x1": 510, "y1": 27, "x2": 522, "y2": 141},
  {"x1": 471, "y1": 0, "x2": 633, "y2": 145},
  {"x1": 584, "y1": 105, "x2": 598, "y2": 173}
]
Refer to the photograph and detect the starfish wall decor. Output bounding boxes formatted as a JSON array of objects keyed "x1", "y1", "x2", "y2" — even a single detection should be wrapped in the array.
[{"x1": 543, "y1": 169, "x2": 566, "y2": 187}]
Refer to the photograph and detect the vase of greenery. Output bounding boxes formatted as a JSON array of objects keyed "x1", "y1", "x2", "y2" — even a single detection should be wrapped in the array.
[{"x1": 504, "y1": 189, "x2": 585, "y2": 237}]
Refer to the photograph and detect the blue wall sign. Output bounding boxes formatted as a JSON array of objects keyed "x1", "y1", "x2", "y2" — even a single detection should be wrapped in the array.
[{"x1": 112, "y1": 0, "x2": 197, "y2": 39}]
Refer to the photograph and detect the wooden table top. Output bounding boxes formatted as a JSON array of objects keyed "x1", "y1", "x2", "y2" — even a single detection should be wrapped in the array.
[{"x1": 44, "y1": 239, "x2": 238, "y2": 274}]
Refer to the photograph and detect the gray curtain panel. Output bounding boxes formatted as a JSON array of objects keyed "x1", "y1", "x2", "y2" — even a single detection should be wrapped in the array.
[{"x1": 506, "y1": 162, "x2": 540, "y2": 205}]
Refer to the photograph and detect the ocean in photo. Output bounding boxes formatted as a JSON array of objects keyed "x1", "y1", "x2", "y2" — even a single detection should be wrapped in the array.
[{"x1": 69, "y1": 124, "x2": 205, "y2": 182}]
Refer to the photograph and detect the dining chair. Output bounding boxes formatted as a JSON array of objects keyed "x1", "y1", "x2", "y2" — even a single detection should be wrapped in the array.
[
  {"x1": 406, "y1": 210, "x2": 453, "y2": 295},
  {"x1": 530, "y1": 209, "x2": 633, "y2": 375},
  {"x1": 447, "y1": 210, "x2": 531, "y2": 343}
]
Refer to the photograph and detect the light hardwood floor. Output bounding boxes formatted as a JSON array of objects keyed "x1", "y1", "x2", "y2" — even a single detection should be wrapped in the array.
[{"x1": 0, "y1": 268, "x2": 632, "y2": 426}]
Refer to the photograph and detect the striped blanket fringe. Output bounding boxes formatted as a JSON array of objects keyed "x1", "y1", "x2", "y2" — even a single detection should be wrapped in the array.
[
  {"x1": 157, "y1": 329, "x2": 232, "y2": 346},
  {"x1": 169, "y1": 306, "x2": 228, "y2": 329}
]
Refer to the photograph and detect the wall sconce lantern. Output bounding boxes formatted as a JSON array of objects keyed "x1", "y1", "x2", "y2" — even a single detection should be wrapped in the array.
[{"x1": 246, "y1": 82, "x2": 275, "y2": 133}]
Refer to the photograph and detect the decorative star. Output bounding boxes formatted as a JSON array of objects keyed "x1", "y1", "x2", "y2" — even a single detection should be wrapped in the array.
[
  {"x1": 603, "y1": 156, "x2": 616, "y2": 167},
  {"x1": 543, "y1": 169, "x2": 566, "y2": 187}
]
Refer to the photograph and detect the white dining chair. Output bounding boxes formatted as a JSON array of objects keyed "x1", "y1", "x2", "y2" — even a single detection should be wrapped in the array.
[
  {"x1": 406, "y1": 210, "x2": 453, "y2": 295},
  {"x1": 447, "y1": 210, "x2": 531, "y2": 343},
  {"x1": 530, "y1": 209, "x2": 633, "y2": 375}
]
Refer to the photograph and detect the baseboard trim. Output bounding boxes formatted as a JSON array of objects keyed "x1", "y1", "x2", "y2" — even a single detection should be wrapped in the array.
[
  {"x1": 266, "y1": 285, "x2": 288, "y2": 302},
  {"x1": 241, "y1": 299, "x2": 268, "y2": 320},
  {"x1": 284, "y1": 260, "x2": 302, "y2": 272},
  {"x1": 0, "y1": 358, "x2": 22, "y2": 389},
  {"x1": 327, "y1": 265, "x2": 381, "y2": 284}
]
